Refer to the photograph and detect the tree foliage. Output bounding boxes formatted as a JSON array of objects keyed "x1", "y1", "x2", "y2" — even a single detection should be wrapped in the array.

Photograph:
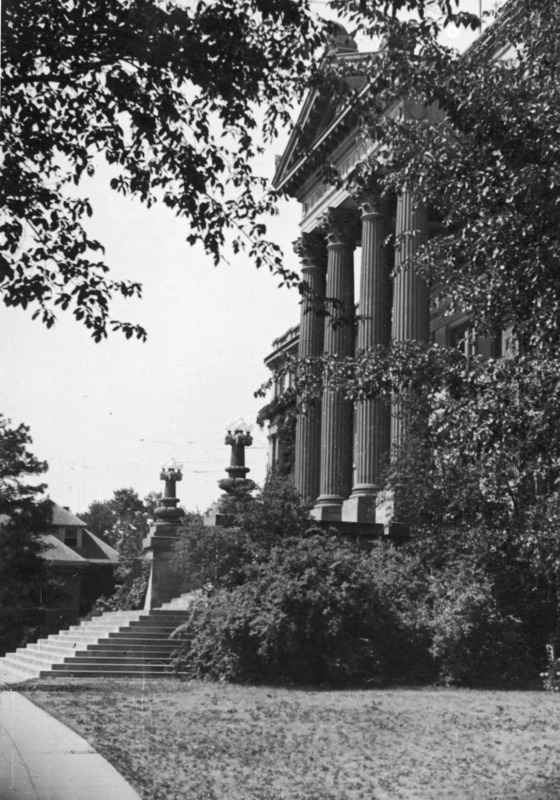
[
  {"x1": 1, "y1": 0, "x2": 327, "y2": 339},
  {"x1": 173, "y1": 478, "x2": 310, "y2": 593},
  {"x1": 85, "y1": 486, "x2": 161, "y2": 609},
  {"x1": 0, "y1": 415, "x2": 52, "y2": 655}
]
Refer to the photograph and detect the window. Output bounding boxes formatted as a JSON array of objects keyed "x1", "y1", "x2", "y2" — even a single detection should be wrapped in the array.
[
  {"x1": 449, "y1": 323, "x2": 476, "y2": 357},
  {"x1": 64, "y1": 528, "x2": 78, "y2": 547}
]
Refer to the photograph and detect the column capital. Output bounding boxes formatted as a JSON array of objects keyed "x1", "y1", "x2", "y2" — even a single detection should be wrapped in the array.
[
  {"x1": 293, "y1": 231, "x2": 327, "y2": 270},
  {"x1": 320, "y1": 207, "x2": 359, "y2": 249},
  {"x1": 359, "y1": 193, "x2": 382, "y2": 219}
]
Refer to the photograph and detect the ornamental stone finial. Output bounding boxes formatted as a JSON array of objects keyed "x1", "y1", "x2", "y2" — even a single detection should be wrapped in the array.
[
  {"x1": 219, "y1": 418, "x2": 256, "y2": 496},
  {"x1": 154, "y1": 458, "x2": 183, "y2": 524}
]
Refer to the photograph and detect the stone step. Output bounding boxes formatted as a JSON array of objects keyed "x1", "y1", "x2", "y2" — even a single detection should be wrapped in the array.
[
  {"x1": 1, "y1": 594, "x2": 195, "y2": 681},
  {"x1": 105, "y1": 631, "x2": 178, "y2": 641},
  {"x1": 18, "y1": 642, "x2": 83, "y2": 658},
  {"x1": 85, "y1": 642, "x2": 187, "y2": 654},
  {"x1": 0, "y1": 656, "x2": 41, "y2": 677},
  {"x1": 3, "y1": 652, "x2": 56, "y2": 672},
  {"x1": 40, "y1": 668, "x2": 187, "y2": 679},
  {"x1": 65, "y1": 618, "x2": 142, "y2": 632},
  {"x1": 57, "y1": 627, "x2": 130, "y2": 637},
  {"x1": 0, "y1": 663, "x2": 31, "y2": 683},
  {"x1": 65, "y1": 611, "x2": 142, "y2": 625},
  {"x1": 61, "y1": 620, "x2": 147, "y2": 633},
  {"x1": 48, "y1": 634, "x2": 111, "y2": 644},
  {"x1": 123, "y1": 626, "x2": 182, "y2": 635},
  {"x1": 131, "y1": 624, "x2": 188, "y2": 632},
  {"x1": 95, "y1": 637, "x2": 183, "y2": 648},
  {"x1": 62, "y1": 655, "x2": 182, "y2": 666},
  {"x1": 50, "y1": 662, "x2": 174, "y2": 674},
  {"x1": 76, "y1": 652, "x2": 180, "y2": 662}
]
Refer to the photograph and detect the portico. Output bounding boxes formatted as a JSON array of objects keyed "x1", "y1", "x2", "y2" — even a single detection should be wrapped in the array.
[
  {"x1": 287, "y1": 189, "x2": 429, "y2": 524},
  {"x1": 272, "y1": 32, "x2": 434, "y2": 525}
]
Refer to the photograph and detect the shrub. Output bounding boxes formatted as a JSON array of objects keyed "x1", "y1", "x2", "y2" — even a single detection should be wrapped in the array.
[
  {"x1": 172, "y1": 475, "x2": 534, "y2": 688},
  {"x1": 419, "y1": 560, "x2": 533, "y2": 687},
  {"x1": 172, "y1": 477, "x2": 313, "y2": 593},
  {"x1": 173, "y1": 534, "x2": 431, "y2": 686},
  {"x1": 222, "y1": 475, "x2": 313, "y2": 541},
  {"x1": 173, "y1": 518, "x2": 254, "y2": 592}
]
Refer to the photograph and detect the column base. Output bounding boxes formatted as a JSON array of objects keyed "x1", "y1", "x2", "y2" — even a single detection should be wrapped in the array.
[
  {"x1": 375, "y1": 491, "x2": 394, "y2": 526},
  {"x1": 310, "y1": 495, "x2": 345, "y2": 522},
  {"x1": 341, "y1": 492, "x2": 378, "y2": 523}
]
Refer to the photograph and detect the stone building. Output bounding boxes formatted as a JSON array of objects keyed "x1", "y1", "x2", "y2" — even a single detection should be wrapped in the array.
[{"x1": 263, "y1": 12, "x2": 515, "y2": 526}]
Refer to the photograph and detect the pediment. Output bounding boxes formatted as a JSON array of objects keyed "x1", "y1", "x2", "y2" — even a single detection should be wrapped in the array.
[{"x1": 273, "y1": 53, "x2": 370, "y2": 197}]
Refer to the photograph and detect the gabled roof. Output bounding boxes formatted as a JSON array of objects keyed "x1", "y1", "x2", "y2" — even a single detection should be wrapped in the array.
[
  {"x1": 49, "y1": 502, "x2": 87, "y2": 528},
  {"x1": 273, "y1": 49, "x2": 373, "y2": 196},
  {"x1": 40, "y1": 529, "x2": 118, "y2": 565},
  {"x1": 41, "y1": 533, "x2": 86, "y2": 564},
  {"x1": 75, "y1": 529, "x2": 118, "y2": 562}
]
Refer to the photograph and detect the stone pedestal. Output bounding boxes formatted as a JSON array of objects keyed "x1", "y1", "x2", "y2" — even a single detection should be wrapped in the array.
[
  {"x1": 143, "y1": 522, "x2": 182, "y2": 610},
  {"x1": 143, "y1": 463, "x2": 183, "y2": 610},
  {"x1": 293, "y1": 232, "x2": 327, "y2": 503},
  {"x1": 313, "y1": 209, "x2": 357, "y2": 521},
  {"x1": 342, "y1": 195, "x2": 391, "y2": 523}
]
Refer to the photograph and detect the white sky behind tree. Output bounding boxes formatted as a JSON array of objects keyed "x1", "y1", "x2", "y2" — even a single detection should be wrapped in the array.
[{"x1": 0, "y1": 0, "x2": 485, "y2": 516}]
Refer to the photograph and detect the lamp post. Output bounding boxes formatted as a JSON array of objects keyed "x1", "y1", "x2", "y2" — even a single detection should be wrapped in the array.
[
  {"x1": 154, "y1": 458, "x2": 184, "y2": 524},
  {"x1": 143, "y1": 457, "x2": 184, "y2": 609},
  {"x1": 218, "y1": 418, "x2": 256, "y2": 496}
]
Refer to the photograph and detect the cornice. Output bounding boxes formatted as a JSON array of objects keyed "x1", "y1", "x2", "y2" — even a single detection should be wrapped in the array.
[{"x1": 274, "y1": 0, "x2": 520, "y2": 199}]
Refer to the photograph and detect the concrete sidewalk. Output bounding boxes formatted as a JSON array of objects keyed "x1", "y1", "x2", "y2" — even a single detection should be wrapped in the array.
[{"x1": 0, "y1": 688, "x2": 141, "y2": 799}]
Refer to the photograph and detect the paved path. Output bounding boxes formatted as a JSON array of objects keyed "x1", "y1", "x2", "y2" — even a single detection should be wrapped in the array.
[{"x1": 0, "y1": 683, "x2": 141, "y2": 800}]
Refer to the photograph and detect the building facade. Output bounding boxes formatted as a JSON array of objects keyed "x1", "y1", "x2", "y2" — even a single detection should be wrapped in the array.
[{"x1": 267, "y1": 20, "x2": 510, "y2": 525}]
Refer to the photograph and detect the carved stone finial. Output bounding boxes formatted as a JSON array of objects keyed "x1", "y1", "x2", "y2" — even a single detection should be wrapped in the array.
[
  {"x1": 320, "y1": 207, "x2": 359, "y2": 249},
  {"x1": 220, "y1": 419, "x2": 256, "y2": 496},
  {"x1": 155, "y1": 458, "x2": 183, "y2": 524}
]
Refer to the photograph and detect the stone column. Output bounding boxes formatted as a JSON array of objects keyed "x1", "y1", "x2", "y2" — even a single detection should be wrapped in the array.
[
  {"x1": 391, "y1": 189, "x2": 429, "y2": 450},
  {"x1": 342, "y1": 194, "x2": 391, "y2": 522},
  {"x1": 293, "y1": 232, "x2": 327, "y2": 503},
  {"x1": 312, "y1": 208, "x2": 357, "y2": 521}
]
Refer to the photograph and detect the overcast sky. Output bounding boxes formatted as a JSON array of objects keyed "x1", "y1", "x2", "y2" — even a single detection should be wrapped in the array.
[{"x1": 1, "y1": 3, "x2": 484, "y2": 516}]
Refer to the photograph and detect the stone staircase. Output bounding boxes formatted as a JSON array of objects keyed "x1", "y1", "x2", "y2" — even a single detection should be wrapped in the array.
[{"x1": 0, "y1": 593, "x2": 195, "y2": 681}]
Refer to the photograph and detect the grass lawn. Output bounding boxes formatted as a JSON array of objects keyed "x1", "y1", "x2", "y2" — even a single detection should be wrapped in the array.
[{"x1": 19, "y1": 678, "x2": 560, "y2": 800}]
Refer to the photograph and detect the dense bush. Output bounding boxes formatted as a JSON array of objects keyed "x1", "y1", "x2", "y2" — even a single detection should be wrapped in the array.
[
  {"x1": 173, "y1": 534, "x2": 431, "y2": 686},
  {"x1": 416, "y1": 559, "x2": 532, "y2": 687},
  {"x1": 171, "y1": 476, "x2": 536, "y2": 687},
  {"x1": 220, "y1": 476, "x2": 313, "y2": 541},
  {"x1": 173, "y1": 478, "x2": 313, "y2": 593},
  {"x1": 173, "y1": 517, "x2": 253, "y2": 592}
]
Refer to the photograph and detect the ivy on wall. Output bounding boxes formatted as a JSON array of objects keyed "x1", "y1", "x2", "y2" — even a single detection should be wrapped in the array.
[{"x1": 257, "y1": 389, "x2": 297, "y2": 478}]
